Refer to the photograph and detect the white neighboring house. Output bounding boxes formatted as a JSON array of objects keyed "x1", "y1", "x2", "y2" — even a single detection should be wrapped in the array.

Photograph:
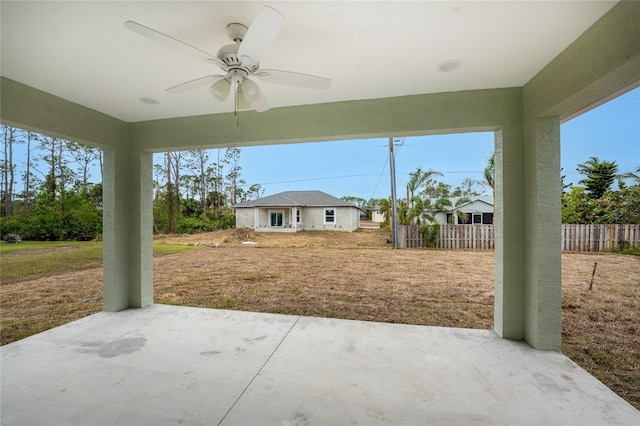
[
  {"x1": 371, "y1": 209, "x2": 386, "y2": 223},
  {"x1": 431, "y1": 196, "x2": 494, "y2": 225},
  {"x1": 233, "y1": 190, "x2": 360, "y2": 232}
]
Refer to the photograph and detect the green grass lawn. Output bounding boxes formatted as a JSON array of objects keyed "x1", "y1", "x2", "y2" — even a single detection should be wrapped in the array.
[{"x1": 0, "y1": 241, "x2": 195, "y2": 280}]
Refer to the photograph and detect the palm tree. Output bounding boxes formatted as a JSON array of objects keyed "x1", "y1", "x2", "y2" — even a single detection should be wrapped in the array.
[
  {"x1": 378, "y1": 197, "x2": 392, "y2": 223},
  {"x1": 407, "y1": 196, "x2": 455, "y2": 225},
  {"x1": 484, "y1": 154, "x2": 495, "y2": 204},
  {"x1": 619, "y1": 166, "x2": 640, "y2": 184},
  {"x1": 407, "y1": 197, "x2": 431, "y2": 224},
  {"x1": 396, "y1": 199, "x2": 410, "y2": 225},
  {"x1": 449, "y1": 196, "x2": 472, "y2": 224},
  {"x1": 407, "y1": 167, "x2": 443, "y2": 208}
]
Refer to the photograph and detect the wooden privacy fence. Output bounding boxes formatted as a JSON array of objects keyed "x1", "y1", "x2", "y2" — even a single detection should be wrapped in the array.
[
  {"x1": 561, "y1": 224, "x2": 640, "y2": 252},
  {"x1": 400, "y1": 224, "x2": 495, "y2": 250},
  {"x1": 399, "y1": 224, "x2": 640, "y2": 252}
]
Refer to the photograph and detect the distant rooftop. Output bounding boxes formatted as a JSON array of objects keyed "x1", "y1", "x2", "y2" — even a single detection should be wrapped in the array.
[{"x1": 233, "y1": 190, "x2": 357, "y2": 208}]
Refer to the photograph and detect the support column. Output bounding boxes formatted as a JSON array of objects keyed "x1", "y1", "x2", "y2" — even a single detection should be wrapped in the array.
[
  {"x1": 102, "y1": 146, "x2": 154, "y2": 311},
  {"x1": 523, "y1": 116, "x2": 562, "y2": 350},
  {"x1": 292, "y1": 206, "x2": 297, "y2": 231},
  {"x1": 493, "y1": 126, "x2": 525, "y2": 340},
  {"x1": 254, "y1": 207, "x2": 258, "y2": 229}
]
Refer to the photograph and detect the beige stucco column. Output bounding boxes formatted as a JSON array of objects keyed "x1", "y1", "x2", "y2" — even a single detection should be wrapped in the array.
[
  {"x1": 493, "y1": 124, "x2": 525, "y2": 341},
  {"x1": 102, "y1": 146, "x2": 154, "y2": 311},
  {"x1": 494, "y1": 113, "x2": 562, "y2": 350},
  {"x1": 523, "y1": 116, "x2": 562, "y2": 350}
]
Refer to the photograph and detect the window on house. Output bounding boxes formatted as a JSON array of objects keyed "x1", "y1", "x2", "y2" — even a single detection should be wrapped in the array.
[
  {"x1": 461, "y1": 213, "x2": 472, "y2": 225},
  {"x1": 473, "y1": 214, "x2": 482, "y2": 224},
  {"x1": 296, "y1": 209, "x2": 301, "y2": 223},
  {"x1": 324, "y1": 208, "x2": 335, "y2": 224},
  {"x1": 482, "y1": 213, "x2": 494, "y2": 224},
  {"x1": 270, "y1": 211, "x2": 283, "y2": 227}
]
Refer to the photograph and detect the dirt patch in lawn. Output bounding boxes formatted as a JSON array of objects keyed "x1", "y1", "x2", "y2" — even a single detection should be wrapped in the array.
[
  {"x1": 1, "y1": 228, "x2": 639, "y2": 409},
  {"x1": 155, "y1": 227, "x2": 390, "y2": 248},
  {"x1": 153, "y1": 244, "x2": 495, "y2": 328}
]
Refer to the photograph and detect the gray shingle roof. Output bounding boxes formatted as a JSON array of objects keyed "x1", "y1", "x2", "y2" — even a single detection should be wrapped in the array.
[{"x1": 233, "y1": 191, "x2": 356, "y2": 208}]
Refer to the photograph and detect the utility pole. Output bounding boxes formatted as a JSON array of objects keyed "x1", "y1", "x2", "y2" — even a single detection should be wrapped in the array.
[{"x1": 389, "y1": 137, "x2": 399, "y2": 248}]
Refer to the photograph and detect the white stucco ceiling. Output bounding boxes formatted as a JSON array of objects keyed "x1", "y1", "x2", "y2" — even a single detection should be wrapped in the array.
[{"x1": 1, "y1": 1, "x2": 617, "y2": 123}]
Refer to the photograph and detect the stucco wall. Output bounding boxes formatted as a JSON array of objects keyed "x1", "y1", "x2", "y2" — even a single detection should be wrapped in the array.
[
  {"x1": 236, "y1": 206, "x2": 359, "y2": 232},
  {"x1": 298, "y1": 206, "x2": 358, "y2": 232},
  {"x1": 235, "y1": 208, "x2": 256, "y2": 229},
  {"x1": 372, "y1": 210, "x2": 385, "y2": 223}
]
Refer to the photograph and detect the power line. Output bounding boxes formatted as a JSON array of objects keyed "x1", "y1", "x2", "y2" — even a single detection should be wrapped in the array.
[
  {"x1": 237, "y1": 173, "x2": 379, "y2": 188},
  {"x1": 369, "y1": 153, "x2": 390, "y2": 200},
  {"x1": 368, "y1": 138, "x2": 403, "y2": 200}
]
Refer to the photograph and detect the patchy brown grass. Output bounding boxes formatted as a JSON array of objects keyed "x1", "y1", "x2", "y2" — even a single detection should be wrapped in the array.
[
  {"x1": 1, "y1": 268, "x2": 104, "y2": 344},
  {"x1": 561, "y1": 253, "x2": 640, "y2": 409},
  {"x1": 154, "y1": 245, "x2": 495, "y2": 328},
  {"x1": 1, "y1": 228, "x2": 638, "y2": 409}
]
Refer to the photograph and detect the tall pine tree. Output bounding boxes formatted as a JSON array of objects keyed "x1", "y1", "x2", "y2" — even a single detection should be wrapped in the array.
[{"x1": 576, "y1": 157, "x2": 618, "y2": 199}]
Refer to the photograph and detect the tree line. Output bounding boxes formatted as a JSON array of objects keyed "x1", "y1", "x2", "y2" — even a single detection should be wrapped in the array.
[
  {"x1": 355, "y1": 155, "x2": 638, "y2": 227},
  {"x1": 0, "y1": 126, "x2": 263, "y2": 239},
  {"x1": 1, "y1": 126, "x2": 103, "y2": 240},
  {"x1": 562, "y1": 157, "x2": 639, "y2": 224},
  {"x1": 151, "y1": 147, "x2": 263, "y2": 234}
]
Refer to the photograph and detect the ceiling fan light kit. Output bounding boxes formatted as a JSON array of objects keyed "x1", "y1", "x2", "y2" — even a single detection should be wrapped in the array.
[
  {"x1": 210, "y1": 78, "x2": 231, "y2": 101},
  {"x1": 125, "y1": 6, "x2": 331, "y2": 116},
  {"x1": 241, "y1": 78, "x2": 262, "y2": 102}
]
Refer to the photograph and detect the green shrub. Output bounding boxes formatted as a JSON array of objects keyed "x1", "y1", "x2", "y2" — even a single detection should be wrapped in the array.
[
  {"x1": 177, "y1": 217, "x2": 212, "y2": 234},
  {"x1": 617, "y1": 245, "x2": 640, "y2": 256},
  {"x1": 419, "y1": 223, "x2": 441, "y2": 248},
  {"x1": 0, "y1": 216, "x2": 25, "y2": 238}
]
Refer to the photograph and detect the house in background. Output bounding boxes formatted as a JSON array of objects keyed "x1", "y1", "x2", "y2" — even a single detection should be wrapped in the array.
[
  {"x1": 371, "y1": 197, "x2": 494, "y2": 225},
  {"x1": 233, "y1": 190, "x2": 360, "y2": 232},
  {"x1": 435, "y1": 196, "x2": 494, "y2": 225},
  {"x1": 371, "y1": 208, "x2": 385, "y2": 223}
]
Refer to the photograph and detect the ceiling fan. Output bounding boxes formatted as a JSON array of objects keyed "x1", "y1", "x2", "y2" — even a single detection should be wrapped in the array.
[{"x1": 124, "y1": 6, "x2": 331, "y2": 113}]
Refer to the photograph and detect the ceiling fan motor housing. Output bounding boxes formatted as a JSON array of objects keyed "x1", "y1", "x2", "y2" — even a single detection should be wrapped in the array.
[
  {"x1": 217, "y1": 42, "x2": 258, "y2": 73},
  {"x1": 227, "y1": 68, "x2": 248, "y2": 85},
  {"x1": 225, "y1": 22, "x2": 247, "y2": 43}
]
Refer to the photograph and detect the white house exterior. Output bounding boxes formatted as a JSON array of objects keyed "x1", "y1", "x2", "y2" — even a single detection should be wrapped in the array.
[
  {"x1": 432, "y1": 197, "x2": 494, "y2": 225},
  {"x1": 233, "y1": 191, "x2": 360, "y2": 232},
  {"x1": 371, "y1": 209, "x2": 385, "y2": 223}
]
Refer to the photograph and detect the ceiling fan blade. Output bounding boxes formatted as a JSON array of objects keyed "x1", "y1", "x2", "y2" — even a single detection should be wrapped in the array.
[
  {"x1": 236, "y1": 89, "x2": 253, "y2": 110},
  {"x1": 124, "y1": 21, "x2": 226, "y2": 69},
  {"x1": 165, "y1": 75, "x2": 225, "y2": 94},
  {"x1": 236, "y1": 6, "x2": 285, "y2": 67},
  {"x1": 256, "y1": 69, "x2": 331, "y2": 90},
  {"x1": 251, "y1": 92, "x2": 270, "y2": 113}
]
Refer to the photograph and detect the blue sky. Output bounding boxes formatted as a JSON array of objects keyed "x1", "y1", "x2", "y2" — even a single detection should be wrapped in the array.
[
  {"x1": 560, "y1": 88, "x2": 639, "y2": 187},
  {"x1": 239, "y1": 87, "x2": 639, "y2": 200}
]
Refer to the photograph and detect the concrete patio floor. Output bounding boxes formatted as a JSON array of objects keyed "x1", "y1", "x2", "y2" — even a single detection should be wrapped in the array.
[{"x1": 1, "y1": 304, "x2": 639, "y2": 425}]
